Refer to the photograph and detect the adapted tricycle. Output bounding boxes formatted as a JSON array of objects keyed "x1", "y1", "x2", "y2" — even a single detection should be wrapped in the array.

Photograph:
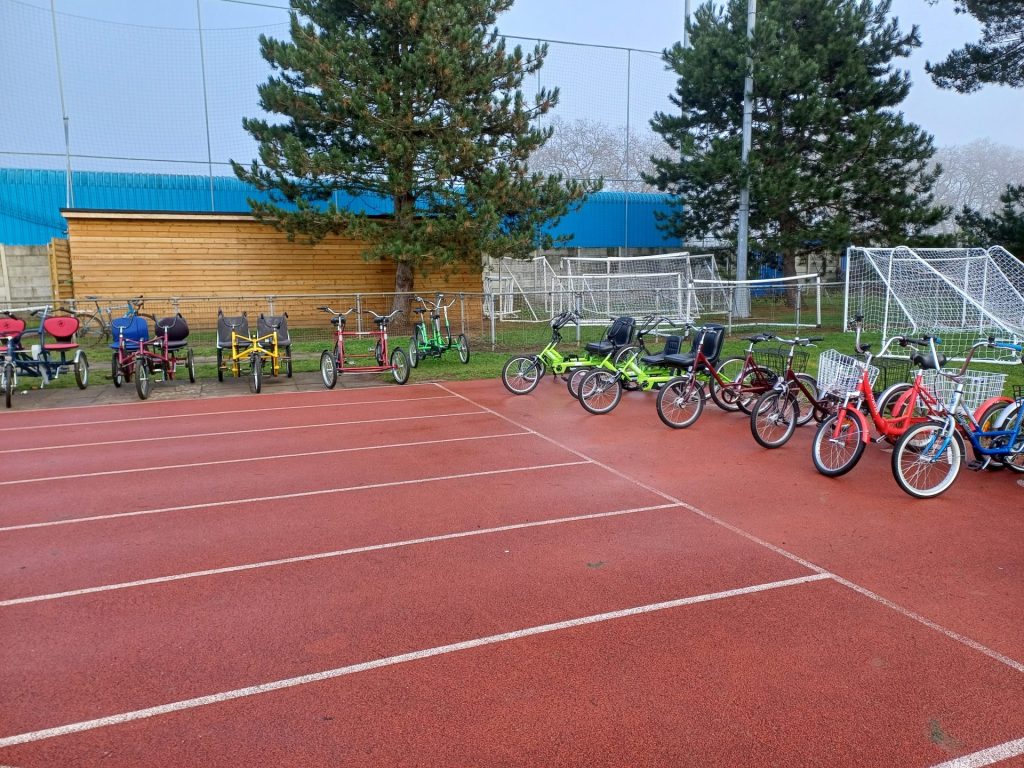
[
  {"x1": 216, "y1": 310, "x2": 292, "y2": 393},
  {"x1": 1, "y1": 305, "x2": 89, "y2": 408},
  {"x1": 130, "y1": 313, "x2": 197, "y2": 400},
  {"x1": 409, "y1": 293, "x2": 469, "y2": 367},
  {"x1": 318, "y1": 306, "x2": 410, "y2": 386}
]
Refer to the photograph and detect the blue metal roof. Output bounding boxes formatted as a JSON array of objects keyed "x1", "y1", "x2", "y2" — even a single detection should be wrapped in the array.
[{"x1": 0, "y1": 168, "x2": 682, "y2": 249}]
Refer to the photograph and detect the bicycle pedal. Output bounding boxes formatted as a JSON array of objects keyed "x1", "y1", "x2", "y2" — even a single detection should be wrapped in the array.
[{"x1": 966, "y1": 459, "x2": 990, "y2": 472}]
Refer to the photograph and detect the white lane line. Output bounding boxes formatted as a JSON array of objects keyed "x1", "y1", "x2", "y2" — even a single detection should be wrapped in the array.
[
  {"x1": 436, "y1": 384, "x2": 1024, "y2": 675},
  {"x1": 0, "y1": 572, "x2": 831, "y2": 748},
  {"x1": 0, "y1": 503, "x2": 681, "y2": 607},
  {"x1": 0, "y1": 410, "x2": 488, "y2": 455},
  {"x1": 930, "y1": 737, "x2": 1024, "y2": 767},
  {"x1": 0, "y1": 431, "x2": 532, "y2": 487},
  {"x1": 0, "y1": 394, "x2": 458, "y2": 433},
  {"x1": 0, "y1": 461, "x2": 591, "y2": 533}
]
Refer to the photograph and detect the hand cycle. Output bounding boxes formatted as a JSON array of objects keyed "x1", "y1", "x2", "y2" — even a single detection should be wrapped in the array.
[
  {"x1": 575, "y1": 316, "x2": 689, "y2": 415},
  {"x1": 890, "y1": 337, "x2": 1023, "y2": 499},
  {"x1": 0, "y1": 305, "x2": 89, "y2": 408},
  {"x1": 319, "y1": 306, "x2": 410, "y2": 387},
  {"x1": 748, "y1": 334, "x2": 830, "y2": 448},
  {"x1": 408, "y1": 293, "x2": 469, "y2": 367},
  {"x1": 810, "y1": 316, "x2": 949, "y2": 477}
]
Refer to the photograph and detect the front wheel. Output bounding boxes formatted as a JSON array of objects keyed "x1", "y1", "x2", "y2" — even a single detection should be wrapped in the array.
[
  {"x1": 656, "y1": 376, "x2": 705, "y2": 429},
  {"x1": 250, "y1": 355, "x2": 262, "y2": 394},
  {"x1": 812, "y1": 411, "x2": 866, "y2": 477},
  {"x1": 111, "y1": 352, "x2": 123, "y2": 388},
  {"x1": 135, "y1": 357, "x2": 151, "y2": 400},
  {"x1": 320, "y1": 350, "x2": 337, "y2": 389},
  {"x1": 578, "y1": 369, "x2": 622, "y2": 415},
  {"x1": 567, "y1": 367, "x2": 590, "y2": 399},
  {"x1": 456, "y1": 334, "x2": 470, "y2": 364},
  {"x1": 74, "y1": 351, "x2": 89, "y2": 389},
  {"x1": 2, "y1": 362, "x2": 13, "y2": 408},
  {"x1": 216, "y1": 348, "x2": 224, "y2": 382},
  {"x1": 792, "y1": 373, "x2": 818, "y2": 427},
  {"x1": 891, "y1": 421, "x2": 964, "y2": 498},
  {"x1": 186, "y1": 348, "x2": 196, "y2": 383},
  {"x1": 408, "y1": 336, "x2": 419, "y2": 368},
  {"x1": 502, "y1": 356, "x2": 542, "y2": 395},
  {"x1": 374, "y1": 339, "x2": 384, "y2": 366},
  {"x1": 284, "y1": 346, "x2": 293, "y2": 378},
  {"x1": 751, "y1": 390, "x2": 798, "y2": 449},
  {"x1": 390, "y1": 347, "x2": 410, "y2": 384}
]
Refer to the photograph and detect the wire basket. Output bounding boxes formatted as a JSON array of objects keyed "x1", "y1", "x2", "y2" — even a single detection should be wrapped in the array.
[
  {"x1": 816, "y1": 349, "x2": 879, "y2": 396},
  {"x1": 874, "y1": 357, "x2": 912, "y2": 393},
  {"x1": 920, "y1": 370, "x2": 1007, "y2": 413},
  {"x1": 758, "y1": 345, "x2": 809, "y2": 374}
]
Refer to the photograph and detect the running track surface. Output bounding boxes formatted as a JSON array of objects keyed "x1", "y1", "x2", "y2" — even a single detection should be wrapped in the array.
[{"x1": 1, "y1": 379, "x2": 1022, "y2": 767}]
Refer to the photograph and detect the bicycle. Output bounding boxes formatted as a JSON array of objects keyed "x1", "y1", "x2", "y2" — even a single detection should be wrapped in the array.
[
  {"x1": 748, "y1": 334, "x2": 831, "y2": 448},
  {"x1": 653, "y1": 324, "x2": 729, "y2": 428},
  {"x1": 1, "y1": 305, "x2": 89, "y2": 408},
  {"x1": 72, "y1": 295, "x2": 117, "y2": 343},
  {"x1": 409, "y1": 294, "x2": 469, "y2": 367},
  {"x1": 891, "y1": 338, "x2": 1020, "y2": 498},
  {"x1": 110, "y1": 298, "x2": 148, "y2": 388},
  {"x1": 698, "y1": 330, "x2": 778, "y2": 413},
  {"x1": 215, "y1": 309, "x2": 285, "y2": 394},
  {"x1": 319, "y1": 306, "x2": 410, "y2": 386},
  {"x1": 129, "y1": 313, "x2": 196, "y2": 400}
]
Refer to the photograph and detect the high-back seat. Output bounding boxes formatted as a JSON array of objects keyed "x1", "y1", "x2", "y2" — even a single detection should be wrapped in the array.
[
  {"x1": 584, "y1": 316, "x2": 636, "y2": 357},
  {"x1": 640, "y1": 334, "x2": 683, "y2": 367},
  {"x1": 154, "y1": 315, "x2": 190, "y2": 350},
  {"x1": 0, "y1": 317, "x2": 26, "y2": 344},
  {"x1": 663, "y1": 324, "x2": 726, "y2": 373},
  {"x1": 109, "y1": 315, "x2": 149, "y2": 351},
  {"x1": 257, "y1": 313, "x2": 290, "y2": 348},
  {"x1": 217, "y1": 310, "x2": 250, "y2": 350}
]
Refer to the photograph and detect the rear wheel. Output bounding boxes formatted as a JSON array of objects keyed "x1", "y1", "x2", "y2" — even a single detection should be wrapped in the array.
[
  {"x1": 502, "y1": 356, "x2": 542, "y2": 395},
  {"x1": 3, "y1": 362, "x2": 13, "y2": 408},
  {"x1": 111, "y1": 352, "x2": 123, "y2": 388},
  {"x1": 135, "y1": 357, "x2": 151, "y2": 400},
  {"x1": 74, "y1": 351, "x2": 88, "y2": 389},
  {"x1": 567, "y1": 367, "x2": 590, "y2": 399},
  {"x1": 320, "y1": 350, "x2": 337, "y2": 389},
  {"x1": 578, "y1": 369, "x2": 622, "y2": 415},
  {"x1": 374, "y1": 339, "x2": 385, "y2": 366},
  {"x1": 812, "y1": 411, "x2": 866, "y2": 477},
  {"x1": 656, "y1": 376, "x2": 705, "y2": 429},
  {"x1": 216, "y1": 348, "x2": 224, "y2": 382},
  {"x1": 751, "y1": 390, "x2": 798, "y2": 449},
  {"x1": 1002, "y1": 432, "x2": 1024, "y2": 473},
  {"x1": 77, "y1": 314, "x2": 103, "y2": 341},
  {"x1": 186, "y1": 348, "x2": 196, "y2": 383},
  {"x1": 457, "y1": 334, "x2": 470, "y2": 363},
  {"x1": 390, "y1": 347, "x2": 410, "y2": 384},
  {"x1": 408, "y1": 336, "x2": 419, "y2": 368},
  {"x1": 250, "y1": 354, "x2": 262, "y2": 393},
  {"x1": 284, "y1": 346, "x2": 293, "y2": 378},
  {"x1": 891, "y1": 421, "x2": 964, "y2": 498},
  {"x1": 708, "y1": 357, "x2": 745, "y2": 411},
  {"x1": 613, "y1": 345, "x2": 637, "y2": 366},
  {"x1": 792, "y1": 373, "x2": 818, "y2": 426}
]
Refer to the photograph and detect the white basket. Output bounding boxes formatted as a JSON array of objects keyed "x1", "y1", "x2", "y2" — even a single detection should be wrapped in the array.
[
  {"x1": 920, "y1": 370, "x2": 1007, "y2": 414},
  {"x1": 816, "y1": 349, "x2": 879, "y2": 396}
]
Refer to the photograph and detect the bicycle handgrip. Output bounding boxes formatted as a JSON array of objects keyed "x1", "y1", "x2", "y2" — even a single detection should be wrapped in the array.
[{"x1": 808, "y1": 337, "x2": 824, "y2": 342}]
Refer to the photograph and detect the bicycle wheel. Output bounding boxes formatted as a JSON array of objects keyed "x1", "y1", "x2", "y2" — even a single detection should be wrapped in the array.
[
  {"x1": 502, "y1": 355, "x2": 542, "y2": 395},
  {"x1": 708, "y1": 357, "x2": 746, "y2": 411},
  {"x1": 374, "y1": 339, "x2": 384, "y2": 366},
  {"x1": 3, "y1": 362, "x2": 13, "y2": 409},
  {"x1": 77, "y1": 313, "x2": 103, "y2": 341},
  {"x1": 613, "y1": 345, "x2": 638, "y2": 366},
  {"x1": 892, "y1": 421, "x2": 964, "y2": 498},
  {"x1": 876, "y1": 382, "x2": 913, "y2": 419},
  {"x1": 135, "y1": 357, "x2": 151, "y2": 400},
  {"x1": 284, "y1": 346, "x2": 293, "y2": 378},
  {"x1": 250, "y1": 354, "x2": 262, "y2": 394},
  {"x1": 1002, "y1": 432, "x2": 1024, "y2": 473},
  {"x1": 578, "y1": 369, "x2": 622, "y2": 415},
  {"x1": 320, "y1": 350, "x2": 337, "y2": 389},
  {"x1": 751, "y1": 390, "x2": 798, "y2": 449},
  {"x1": 567, "y1": 367, "x2": 590, "y2": 399},
  {"x1": 74, "y1": 351, "x2": 88, "y2": 389},
  {"x1": 792, "y1": 373, "x2": 818, "y2": 426},
  {"x1": 812, "y1": 412, "x2": 866, "y2": 477},
  {"x1": 457, "y1": 334, "x2": 470, "y2": 364},
  {"x1": 111, "y1": 352, "x2": 123, "y2": 388},
  {"x1": 408, "y1": 336, "x2": 419, "y2": 368},
  {"x1": 390, "y1": 347, "x2": 410, "y2": 384},
  {"x1": 735, "y1": 368, "x2": 775, "y2": 414},
  {"x1": 186, "y1": 348, "x2": 196, "y2": 383},
  {"x1": 656, "y1": 376, "x2": 705, "y2": 429},
  {"x1": 216, "y1": 348, "x2": 224, "y2": 382}
]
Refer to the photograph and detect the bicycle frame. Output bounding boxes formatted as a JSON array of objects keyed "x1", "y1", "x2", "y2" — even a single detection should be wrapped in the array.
[
  {"x1": 228, "y1": 329, "x2": 279, "y2": 375},
  {"x1": 590, "y1": 317, "x2": 685, "y2": 391}
]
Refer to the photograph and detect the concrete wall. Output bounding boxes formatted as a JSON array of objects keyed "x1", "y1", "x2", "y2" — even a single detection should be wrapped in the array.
[{"x1": 0, "y1": 244, "x2": 53, "y2": 307}]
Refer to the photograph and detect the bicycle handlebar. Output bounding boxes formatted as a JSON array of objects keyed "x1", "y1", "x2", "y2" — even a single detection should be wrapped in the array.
[
  {"x1": 416, "y1": 294, "x2": 457, "y2": 310},
  {"x1": 365, "y1": 308, "x2": 403, "y2": 322}
]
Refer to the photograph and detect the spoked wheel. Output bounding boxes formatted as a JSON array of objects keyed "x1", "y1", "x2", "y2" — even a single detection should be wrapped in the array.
[
  {"x1": 111, "y1": 352, "x2": 123, "y2": 388},
  {"x1": 1001, "y1": 432, "x2": 1024, "y2": 473},
  {"x1": 320, "y1": 350, "x2": 338, "y2": 389},
  {"x1": 812, "y1": 411, "x2": 866, "y2": 477},
  {"x1": 135, "y1": 357, "x2": 151, "y2": 400},
  {"x1": 186, "y1": 348, "x2": 196, "y2": 383},
  {"x1": 735, "y1": 369, "x2": 775, "y2": 414},
  {"x1": 502, "y1": 356, "x2": 543, "y2": 395},
  {"x1": 2, "y1": 362, "x2": 13, "y2": 408},
  {"x1": 374, "y1": 340, "x2": 385, "y2": 366},
  {"x1": 791, "y1": 374, "x2": 818, "y2": 426},
  {"x1": 612, "y1": 345, "x2": 637, "y2": 366},
  {"x1": 77, "y1": 314, "x2": 103, "y2": 341},
  {"x1": 216, "y1": 348, "x2": 224, "y2": 382},
  {"x1": 751, "y1": 390, "x2": 798, "y2": 449},
  {"x1": 457, "y1": 334, "x2": 470, "y2": 364},
  {"x1": 250, "y1": 354, "x2": 262, "y2": 394},
  {"x1": 656, "y1": 376, "x2": 705, "y2": 429},
  {"x1": 74, "y1": 351, "x2": 88, "y2": 389},
  {"x1": 891, "y1": 421, "x2": 965, "y2": 498},
  {"x1": 390, "y1": 347, "x2": 410, "y2": 384},
  {"x1": 567, "y1": 367, "x2": 590, "y2": 399},
  {"x1": 708, "y1": 357, "x2": 745, "y2": 411},
  {"x1": 578, "y1": 369, "x2": 623, "y2": 415},
  {"x1": 408, "y1": 336, "x2": 419, "y2": 368}
]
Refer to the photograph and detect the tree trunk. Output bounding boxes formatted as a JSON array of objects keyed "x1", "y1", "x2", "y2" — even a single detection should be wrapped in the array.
[
  {"x1": 783, "y1": 251, "x2": 800, "y2": 308},
  {"x1": 392, "y1": 259, "x2": 415, "y2": 319}
]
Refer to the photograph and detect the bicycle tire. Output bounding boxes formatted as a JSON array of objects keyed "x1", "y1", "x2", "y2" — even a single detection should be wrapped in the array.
[
  {"x1": 408, "y1": 335, "x2": 419, "y2": 368},
  {"x1": 792, "y1": 373, "x2": 818, "y2": 426},
  {"x1": 77, "y1": 313, "x2": 104, "y2": 340},
  {"x1": 391, "y1": 347, "x2": 410, "y2": 384},
  {"x1": 111, "y1": 352, "x2": 123, "y2": 388},
  {"x1": 707, "y1": 357, "x2": 746, "y2": 411},
  {"x1": 1002, "y1": 432, "x2": 1024, "y2": 473},
  {"x1": 186, "y1": 348, "x2": 196, "y2": 383},
  {"x1": 578, "y1": 369, "x2": 622, "y2": 415},
  {"x1": 656, "y1": 376, "x2": 704, "y2": 429},
  {"x1": 216, "y1": 348, "x2": 224, "y2": 382},
  {"x1": 812, "y1": 412, "x2": 866, "y2": 477},
  {"x1": 751, "y1": 390, "x2": 798, "y2": 449},
  {"x1": 972, "y1": 401, "x2": 1011, "y2": 463},
  {"x1": 3, "y1": 362, "x2": 13, "y2": 409},
  {"x1": 502, "y1": 356, "x2": 542, "y2": 395},
  {"x1": 457, "y1": 334, "x2": 470, "y2": 364},
  {"x1": 612, "y1": 345, "x2": 638, "y2": 366},
  {"x1": 74, "y1": 351, "x2": 88, "y2": 389},
  {"x1": 320, "y1": 350, "x2": 337, "y2": 389},
  {"x1": 876, "y1": 382, "x2": 913, "y2": 419},
  {"x1": 284, "y1": 346, "x2": 293, "y2": 378},
  {"x1": 250, "y1": 354, "x2": 262, "y2": 394},
  {"x1": 374, "y1": 339, "x2": 384, "y2": 366},
  {"x1": 736, "y1": 367, "x2": 776, "y2": 414},
  {"x1": 891, "y1": 421, "x2": 964, "y2": 498},
  {"x1": 135, "y1": 357, "x2": 150, "y2": 400},
  {"x1": 567, "y1": 367, "x2": 589, "y2": 399}
]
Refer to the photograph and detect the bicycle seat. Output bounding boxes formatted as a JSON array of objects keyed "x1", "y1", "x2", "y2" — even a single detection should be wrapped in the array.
[
  {"x1": 912, "y1": 352, "x2": 947, "y2": 370},
  {"x1": 154, "y1": 315, "x2": 190, "y2": 350},
  {"x1": 0, "y1": 317, "x2": 25, "y2": 341},
  {"x1": 641, "y1": 335, "x2": 683, "y2": 366},
  {"x1": 413, "y1": 308, "x2": 427, "y2": 315},
  {"x1": 373, "y1": 316, "x2": 387, "y2": 326}
]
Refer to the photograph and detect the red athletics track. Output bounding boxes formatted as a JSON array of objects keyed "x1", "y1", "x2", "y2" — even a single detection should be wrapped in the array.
[{"x1": 0, "y1": 379, "x2": 1022, "y2": 767}]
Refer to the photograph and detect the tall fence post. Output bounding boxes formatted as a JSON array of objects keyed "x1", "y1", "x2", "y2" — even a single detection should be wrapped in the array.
[
  {"x1": 795, "y1": 284, "x2": 802, "y2": 327},
  {"x1": 356, "y1": 294, "x2": 362, "y2": 333},
  {"x1": 266, "y1": 295, "x2": 275, "y2": 314},
  {"x1": 488, "y1": 291, "x2": 496, "y2": 350},
  {"x1": 815, "y1": 276, "x2": 822, "y2": 327},
  {"x1": 458, "y1": 293, "x2": 466, "y2": 336}
]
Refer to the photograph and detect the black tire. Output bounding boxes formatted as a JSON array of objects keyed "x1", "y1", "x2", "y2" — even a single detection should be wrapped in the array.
[
  {"x1": 186, "y1": 348, "x2": 196, "y2": 383},
  {"x1": 656, "y1": 376, "x2": 705, "y2": 429},
  {"x1": 374, "y1": 339, "x2": 385, "y2": 366},
  {"x1": 216, "y1": 348, "x2": 224, "y2": 382},
  {"x1": 751, "y1": 390, "x2": 798, "y2": 449},
  {"x1": 2, "y1": 362, "x2": 13, "y2": 409},
  {"x1": 457, "y1": 334, "x2": 470, "y2": 364},
  {"x1": 891, "y1": 421, "x2": 964, "y2": 498},
  {"x1": 792, "y1": 373, "x2": 818, "y2": 427},
  {"x1": 578, "y1": 369, "x2": 622, "y2": 415},
  {"x1": 876, "y1": 382, "x2": 913, "y2": 419},
  {"x1": 284, "y1": 346, "x2": 293, "y2": 378},
  {"x1": 250, "y1": 355, "x2": 262, "y2": 394},
  {"x1": 736, "y1": 367, "x2": 775, "y2": 414},
  {"x1": 135, "y1": 357, "x2": 150, "y2": 400},
  {"x1": 612, "y1": 345, "x2": 637, "y2": 366},
  {"x1": 390, "y1": 347, "x2": 410, "y2": 384},
  {"x1": 111, "y1": 352, "x2": 123, "y2": 388},
  {"x1": 74, "y1": 351, "x2": 88, "y2": 389},
  {"x1": 812, "y1": 411, "x2": 867, "y2": 477},
  {"x1": 320, "y1": 350, "x2": 337, "y2": 389},
  {"x1": 502, "y1": 356, "x2": 542, "y2": 395},
  {"x1": 1002, "y1": 432, "x2": 1024, "y2": 473},
  {"x1": 567, "y1": 367, "x2": 590, "y2": 399},
  {"x1": 708, "y1": 357, "x2": 746, "y2": 411},
  {"x1": 408, "y1": 336, "x2": 419, "y2": 368}
]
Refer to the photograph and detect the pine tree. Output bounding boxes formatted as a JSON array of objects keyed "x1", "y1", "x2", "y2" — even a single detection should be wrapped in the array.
[
  {"x1": 232, "y1": 0, "x2": 593, "y2": 302},
  {"x1": 957, "y1": 184, "x2": 1024, "y2": 255},
  {"x1": 926, "y1": 1, "x2": 1024, "y2": 92},
  {"x1": 646, "y1": 0, "x2": 947, "y2": 281}
]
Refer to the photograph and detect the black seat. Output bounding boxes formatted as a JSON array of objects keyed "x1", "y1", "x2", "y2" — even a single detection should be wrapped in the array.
[
  {"x1": 912, "y1": 351, "x2": 947, "y2": 370},
  {"x1": 216, "y1": 310, "x2": 250, "y2": 350},
  {"x1": 257, "y1": 313, "x2": 291, "y2": 347},
  {"x1": 640, "y1": 334, "x2": 683, "y2": 366},
  {"x1": 155, "y1": 314, "x2": 190, "y2": 350},
  {"x1": 664, "y1": 324, "x2": 726, "y2": 372},
  {"x1": 585, "y1": 316, "x2": 636, "y2": 356}
]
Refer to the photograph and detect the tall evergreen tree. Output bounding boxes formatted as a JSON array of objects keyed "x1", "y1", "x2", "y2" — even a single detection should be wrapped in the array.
[
  {"x1": 956, "y1": 183, "x2": 1024, "y2": 255},
  {"x1": 646, "y1": 0, "x2": 946, "y2": 281},
  {"x1": 926, "y1": 1, "x2": 1024, "y2": 91},
  {"x1": 233, "y1": 0, "x2": 592, "y2": 301}
]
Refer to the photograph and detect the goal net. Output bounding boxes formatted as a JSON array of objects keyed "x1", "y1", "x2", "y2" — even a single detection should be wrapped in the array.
[{"x1": 845, "y1": 245, "x2": 1024, "y2": 363}]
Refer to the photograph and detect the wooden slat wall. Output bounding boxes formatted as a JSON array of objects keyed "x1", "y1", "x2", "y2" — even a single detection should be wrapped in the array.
[
  {"x1": 63, "y1": 212, "x2": 482, "y2": 328},
  {"x1": 48, "y1": 238, "x2": 73, "y2": 303}
]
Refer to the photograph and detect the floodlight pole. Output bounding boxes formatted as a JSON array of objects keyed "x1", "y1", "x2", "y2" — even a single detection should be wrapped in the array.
[
  {"x1": 735, "y1": 0, "x2": 756, "y2": 317},
  {"x1": 49, "y1": 0, "x2": 73, "y2": 208},
  {"x1": 683, "y1": 0, "x2": 691, "y2": 48}
]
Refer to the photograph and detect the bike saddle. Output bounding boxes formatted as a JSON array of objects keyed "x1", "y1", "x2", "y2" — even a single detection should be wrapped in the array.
[
  {"x1": 373, "y1": 317, "x2": 386, "y2": 326},
  {"x1": 912, "y1": 352, "x2": 947, "y2": 370},
  {"x1": 413, "y1": 308, "x2": 427, "y2": 314}
]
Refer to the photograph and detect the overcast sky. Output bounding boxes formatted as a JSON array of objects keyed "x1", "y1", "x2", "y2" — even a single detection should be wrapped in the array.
[{"x1": 8, "y1": 0, "x2": 1024, "y2": 153}]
